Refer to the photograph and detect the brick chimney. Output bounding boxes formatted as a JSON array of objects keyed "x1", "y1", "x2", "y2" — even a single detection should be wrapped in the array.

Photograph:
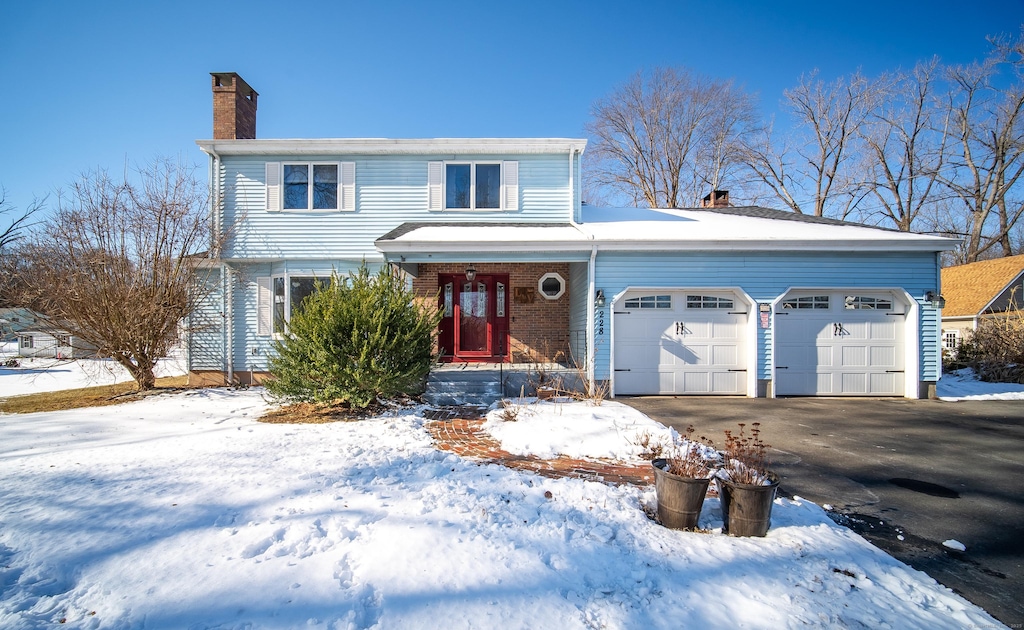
[
  {"x1": 211, "y1": 72, "x2": 258, "y2": 140},
  {"x1": 701, "y1": 190, "x2": 729, "y2": 208}
]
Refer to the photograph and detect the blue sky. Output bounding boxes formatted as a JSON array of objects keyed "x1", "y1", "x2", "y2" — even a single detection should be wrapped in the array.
[{"x1": 1, "y1": 0, "x2": 1021, "y2": 217}]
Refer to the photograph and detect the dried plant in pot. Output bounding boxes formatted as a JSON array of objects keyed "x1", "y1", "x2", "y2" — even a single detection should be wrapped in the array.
[
  {"x1": 651, "y1": 426, "x2": 720, "y2": 530},
  {"x1": 715, "y1": 422, "x2": 779, "y2": 537}
]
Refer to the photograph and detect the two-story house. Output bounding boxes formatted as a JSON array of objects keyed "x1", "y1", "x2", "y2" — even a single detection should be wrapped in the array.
[{"x1": 189, "y1": 73, "x2": 958, "y2": 399}]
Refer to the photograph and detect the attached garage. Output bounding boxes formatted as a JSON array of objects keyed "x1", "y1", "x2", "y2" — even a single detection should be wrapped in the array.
[
  {"x1": 613, "y1": 289, "x2": 751, "y2": 395},
  {"x1": 773, "y1": 290, "x2": 909, "y2": 396}
]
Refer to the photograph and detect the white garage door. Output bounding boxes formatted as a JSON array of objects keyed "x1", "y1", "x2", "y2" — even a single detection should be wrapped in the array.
[
  {"x1": 614, "y1": 290, "x2": 748, "y2": 395},
  {"x1": 774, "y1": 291, "x2": 906, "y2": 396}
]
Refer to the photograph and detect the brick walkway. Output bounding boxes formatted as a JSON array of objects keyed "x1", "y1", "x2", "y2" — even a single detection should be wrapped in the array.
[{"x1": 425, "y1": 415, "x2": 655, "y2": 488}]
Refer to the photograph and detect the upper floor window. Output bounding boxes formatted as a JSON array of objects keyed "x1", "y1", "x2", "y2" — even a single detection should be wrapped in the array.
[
  {"x1": 266, "y1": 162, "x2": 355, "y2": 212},
  {"x1": 428, "y1": 161, "x2": 518, "y2": 212},
  {"x1": 284, "y1": 164, "x2": 338, "y2": 210},
  {"x1": 447, "y1": 163, "x2": 500, "y2": 210}
]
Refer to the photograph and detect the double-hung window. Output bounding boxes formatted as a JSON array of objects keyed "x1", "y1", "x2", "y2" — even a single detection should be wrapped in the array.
[
  {"x1": 446, "y1": 163, "x2": 501, "y2": 210},
  {"x1": 428, "y1": 161, "x2": 518, "y2": 211},
  {"x1": 259, "y1": 275, "x2": 323, "y2": 336},
  {"x1": 266, "y1": 162, "x2": 355, "y2": 212},
  {"x1": 284, "y1": 164, "x2": 338, "y2": 210}
]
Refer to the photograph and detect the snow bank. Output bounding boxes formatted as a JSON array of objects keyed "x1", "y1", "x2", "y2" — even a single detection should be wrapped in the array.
[
  {"x1": 937, "y1": 368, "x2": 1024, "y2": 401},
  {"x1": 0, "y1": 389, "x2": 1003, "y2": 629}
]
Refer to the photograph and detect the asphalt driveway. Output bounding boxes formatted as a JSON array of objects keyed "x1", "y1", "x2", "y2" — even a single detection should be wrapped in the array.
[{"x1": 619, "y1": 396, "x2": 1024, "y2": 627}]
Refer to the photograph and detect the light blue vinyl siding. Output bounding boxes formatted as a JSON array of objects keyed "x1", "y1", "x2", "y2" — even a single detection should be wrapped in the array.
[
  {"x1": 568, "y1": 261, "x2": 589, "y2": 364},
  {"x1": 228, "y1": 260, "x2": 382, "y2": 370},
  {"x1": 219, "y1": 154, "x2": 572, "y2": 260},
  {"x1": 188, "y1": 267, "x2": 224, "y2": 371},
  {"x1": 592, "y1": 250, "x2": 942, "y2": 383}
]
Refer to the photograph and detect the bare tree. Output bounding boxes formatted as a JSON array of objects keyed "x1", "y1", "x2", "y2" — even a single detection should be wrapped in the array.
[
  {"x1": 584, "y1": 67, "x2": 759, "y2": 208},
  {"x1": 0, "y1": 190, "x2": 44, "y2": 252},
  {"x1": 858, "y1": 59, "x2": 949, "y2": 231},
  {"x1": 939, "y1": 32, "x2": 1024, "y2": 262},
  {"x1": 745, "y1": 70, "x2": 875, "y2": 218},
  {"x1": 0, "y1": 190, "x2": 45, "y2": 306},
  {"x1": 18, "y1": 159, "x2": 217, "y2": 390}
]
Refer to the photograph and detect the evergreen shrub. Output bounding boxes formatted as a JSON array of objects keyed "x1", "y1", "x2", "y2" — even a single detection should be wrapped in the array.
[{"x1": 265, "y1": 266, "x2": 442, "y2": 407}]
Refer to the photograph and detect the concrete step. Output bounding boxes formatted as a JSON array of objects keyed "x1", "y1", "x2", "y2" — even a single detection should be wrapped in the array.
[{"x1": 424, "y1": 375, "x2": 503, "y2": 407}]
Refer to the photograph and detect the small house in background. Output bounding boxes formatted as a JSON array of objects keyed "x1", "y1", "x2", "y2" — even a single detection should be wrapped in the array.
[
  {"x1": 941, "y1": 254, "x2": 1024, "y2": 353},
  {"x1": 17, "y1": 324, "x2": 97, "y2": 359},
  {"x1": 0, "y1": 307, "x2": 41, "y2": 341}
]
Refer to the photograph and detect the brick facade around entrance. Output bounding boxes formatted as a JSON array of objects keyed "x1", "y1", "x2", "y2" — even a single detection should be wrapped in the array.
[{"x1": 412, "y1": 262, "x2": 572, "y2": 364}]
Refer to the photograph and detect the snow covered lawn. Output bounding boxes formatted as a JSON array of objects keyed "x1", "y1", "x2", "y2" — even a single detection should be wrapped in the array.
[
  {"x1": 0, "y1": 342, "x2": 188, "y2": 398},
  {"x1": 0, "y1": 390, "x2": 1003, "y2": 629}
]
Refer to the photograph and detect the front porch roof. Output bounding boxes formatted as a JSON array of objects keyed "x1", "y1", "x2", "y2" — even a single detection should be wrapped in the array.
[{"x1": 375, "y1": 222, "x2": 592, "y2": 256}]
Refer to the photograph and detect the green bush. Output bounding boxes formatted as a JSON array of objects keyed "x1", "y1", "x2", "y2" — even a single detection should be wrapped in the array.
[{"x1": 265, "y1": 266, "x2": 442, "y2": 407}]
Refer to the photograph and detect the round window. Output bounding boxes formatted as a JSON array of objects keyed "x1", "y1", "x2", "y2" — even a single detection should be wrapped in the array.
[{"x1": 538, "y1": 272, "x2": 565, "y2": 300}]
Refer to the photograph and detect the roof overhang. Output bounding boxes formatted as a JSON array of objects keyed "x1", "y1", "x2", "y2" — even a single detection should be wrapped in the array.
[
  {"x1": 375, "y1": 223, "x2": 594, "y2": 260},
  {"x1": 197, "y1": 138, "x2": 587, "y2": 156}
]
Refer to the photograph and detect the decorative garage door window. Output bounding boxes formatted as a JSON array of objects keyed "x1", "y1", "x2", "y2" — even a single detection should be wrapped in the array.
[
  {"x1": 844, "y1": 296, "x2": 893, "y2": 310},
  {"x1": 624, "y1": 295, "x2": 671, "y2": 309},
  {"x1": 782, "y1": 295, "x2": 829, "y2": 309},
  {"x1": 686, "y1": 295, "x2": 734, "y2": 309}
]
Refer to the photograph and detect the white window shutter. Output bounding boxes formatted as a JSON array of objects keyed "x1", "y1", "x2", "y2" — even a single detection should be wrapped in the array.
[
  {"x1": 427, "y1": 161, "x2": 443, "y2": 211},
  {"x1": 265, "y1": 162, "x2": 281, "y2": 212},
  {"x1": 257, "y1": 277, "x2": 272, "y2": 336},
  {"x1": 339, "y1": 162, "x2": 356, "y2": 211},
  {"x1": 503, "y1": 161, "x2": 519, "y2": 211}
]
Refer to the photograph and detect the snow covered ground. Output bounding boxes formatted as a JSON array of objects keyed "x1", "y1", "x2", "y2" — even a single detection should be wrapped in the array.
[
  {"x1": 936, "y1": 368, "x2": 1024, "y2": 401},
  {"x1": 0, "y1": 342, "x2": 187, "y2": 397},
  {"x1": 0, "y1": 379, "x2": 1010, "y2": 627}
]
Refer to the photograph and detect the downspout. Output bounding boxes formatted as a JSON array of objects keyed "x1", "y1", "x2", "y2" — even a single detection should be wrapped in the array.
[
  {"x1": 225, "y1": 263, "x2": 233, "y2": 385},
  {"x1": 203, "y1": 145, "x2": 232, "y2": 384}
]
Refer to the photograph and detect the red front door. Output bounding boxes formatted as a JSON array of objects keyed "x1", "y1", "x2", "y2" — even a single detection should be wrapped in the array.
[{"x1": 438, "y1": 274, "x2": 509, "y2": 361}]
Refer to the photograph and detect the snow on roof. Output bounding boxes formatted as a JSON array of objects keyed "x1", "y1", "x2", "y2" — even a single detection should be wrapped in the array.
[
  {"x1": 578, "y1": 206, "x2": 959, "y2": 251},
  {"x1": 376, "y1": 208, "x2": 959, "y2": 254}
]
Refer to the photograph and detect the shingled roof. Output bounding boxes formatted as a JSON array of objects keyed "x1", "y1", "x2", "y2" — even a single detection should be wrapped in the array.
[{"x1": 941, "y1": 254, "x2": 1024, "y2": 317}]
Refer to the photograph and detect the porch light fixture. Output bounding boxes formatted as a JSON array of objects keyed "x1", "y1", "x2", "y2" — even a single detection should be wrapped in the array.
[
  {"x1": 595, "y1": 289, "x2": 606, "y2": 308},
  {"x1": 465, "y1": 264, "x2": 477, "y2": 282},
  {"x1": 924, "y1": 291, "x2": 946, "y2": 308}
]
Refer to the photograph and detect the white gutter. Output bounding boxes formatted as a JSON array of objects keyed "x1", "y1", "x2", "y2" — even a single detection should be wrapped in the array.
[{"x1": 196, "y1": 138, "x2": 589, "y2": 156}]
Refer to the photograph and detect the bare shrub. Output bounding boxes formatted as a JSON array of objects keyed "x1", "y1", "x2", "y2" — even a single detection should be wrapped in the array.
[
  {"x1": 720, "y1": 422, "x2": 772, "y2": 485},
  {"x1": 948, "y1": 297, "x2": 1024, "y2": 384},
  {"x1": 663, "y1": 425, "x2": 719, "y2": 479}
]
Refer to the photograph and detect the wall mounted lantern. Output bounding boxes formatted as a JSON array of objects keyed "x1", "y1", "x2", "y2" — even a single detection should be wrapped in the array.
[
  {"x1": 924, "y1": 291, "x2": 946, "y2": 308},
  {"x1": 465, "y1": 264, "x2": 477, "y2": 282},
  {"x1": 595, "y1": 289, "x2": 606, "y2": 308}
]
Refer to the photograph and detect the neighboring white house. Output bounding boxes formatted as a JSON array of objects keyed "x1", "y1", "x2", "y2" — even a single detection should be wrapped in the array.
[
  {"x1": 189, "y1": 73, "x2": 959, "y2": 399},
  {"x1": 17, "y1": 328, "x2": 96, "y2": 359}
]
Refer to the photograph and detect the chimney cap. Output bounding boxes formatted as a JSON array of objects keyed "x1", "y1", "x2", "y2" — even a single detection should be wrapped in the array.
[{"x1": 211, "y1": 72, "x2": 259, "y2": 97}]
